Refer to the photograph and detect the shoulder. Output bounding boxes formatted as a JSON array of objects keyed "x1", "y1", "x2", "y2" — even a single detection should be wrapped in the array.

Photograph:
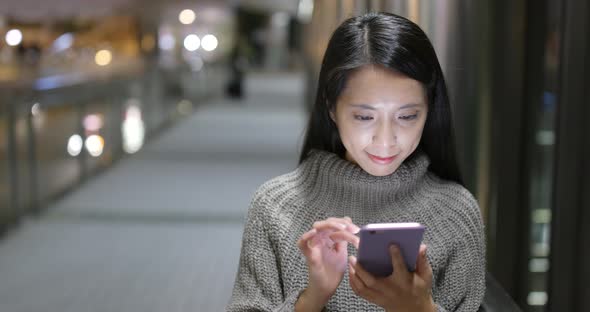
[
  {"x1": 421, "y1": 172, "x2": 483, "y2": 229},
  {"x1": 420, "y1": 173, "x2": 485, "y2": 264},
  {"x1": 247, "y1": 166, "x2": 308, "y2": 220}
]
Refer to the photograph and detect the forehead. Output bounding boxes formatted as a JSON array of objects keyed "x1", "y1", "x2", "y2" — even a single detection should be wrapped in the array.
[{"x1": 338, "y1": 65, "x2": 427, "y2": 106}]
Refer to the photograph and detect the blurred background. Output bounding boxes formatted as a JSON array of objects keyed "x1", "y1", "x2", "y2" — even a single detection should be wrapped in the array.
[{"x1": 0, "y1": 0, "x2": 588, "y2": 311}]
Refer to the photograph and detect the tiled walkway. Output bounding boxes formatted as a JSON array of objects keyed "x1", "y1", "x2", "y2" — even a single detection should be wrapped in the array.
[{"x1": 0, "y1": 71, "x2": 307, "y2": 312}]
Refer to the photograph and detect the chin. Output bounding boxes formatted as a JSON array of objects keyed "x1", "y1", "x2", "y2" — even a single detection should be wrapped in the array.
[
  {"x1": 346, "y1": 150, "x2": 403, "y2": 176},
  {"x1": 360, "y1": 162, "x2": 399, "y2": 177}
]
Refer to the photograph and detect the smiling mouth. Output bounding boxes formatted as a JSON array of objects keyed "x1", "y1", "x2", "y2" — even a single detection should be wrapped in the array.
[{"x1": 367, "y1": 153, "x2": 397, "y2": 164}]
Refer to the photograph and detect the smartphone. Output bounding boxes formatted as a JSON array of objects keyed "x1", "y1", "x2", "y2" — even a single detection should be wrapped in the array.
[{"x1": 357, "y1": 222, "x2": 425, "y2": 277}]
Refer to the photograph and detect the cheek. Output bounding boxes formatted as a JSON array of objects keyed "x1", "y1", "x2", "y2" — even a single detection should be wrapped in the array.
[
  {"x1": 338, "y1": 123, "x2": 373, "y2": 148},
  {"x1": 401, "y1": 125, "x2": 425, "y2": 150}
]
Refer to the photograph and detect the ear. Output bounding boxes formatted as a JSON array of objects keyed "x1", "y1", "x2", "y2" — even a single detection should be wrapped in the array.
[{"x1": 329, "y1": 110, "x2": 336, "y2": 124}]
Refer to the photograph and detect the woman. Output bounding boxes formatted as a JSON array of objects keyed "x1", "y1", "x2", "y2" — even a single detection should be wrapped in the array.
[{"x1": 227, "y1": 12, "x2": 485, "y2": 312}]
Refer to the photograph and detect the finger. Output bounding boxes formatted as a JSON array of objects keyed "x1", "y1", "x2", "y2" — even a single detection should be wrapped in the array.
[
  {"x1": 348, "y1": 261, "x2": 381, "y2": 303},
  {"x1": 334, "y1": 239, "x2": 347, "y2": 253},
  {"x1": 320, "y1": 218, "x2": 360, "y2": 233},
  {"x1": 329, "y1": 230, "x2": 360, "y2": 249},
  {"x1": 296, "y1": 229, "x2": 317, "y2": 255},
  {"x1": 348, "y1": 261, "x2": 367, "y2": 293},
  {"x1": 313, "y1": 220, "x2": 348, "y2": 232},
  {"x1": 416, "y1": 244, "x2": 433, "y2": 285},
  {"x1": 346, "y1": 222, "x2": 361, "y2": 234},
  {"x1": 348, "y1": 259, "x2": 356, "y2": 275},
  {"x1": 389, "y1": 244, "x2": 411, "y2": 281},
  {"x1": 341, "y1": 216, "x2": 361, "y2": 233},
  {"x1": 350, "y1": 255, "x2": 379, "y2": 290},
  {"x1": 348, "y1": 262, "x2": 362, "y2": 292}
]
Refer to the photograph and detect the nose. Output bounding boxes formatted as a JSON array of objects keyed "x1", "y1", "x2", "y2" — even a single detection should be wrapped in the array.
[{"x1": 372, "y1": 119, "x2": 396, "y2": 148}]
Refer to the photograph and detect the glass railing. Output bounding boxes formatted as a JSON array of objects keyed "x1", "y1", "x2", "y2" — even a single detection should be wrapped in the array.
[{"x1": 0, "y1": 59, "x2": 226, "y2": 232}]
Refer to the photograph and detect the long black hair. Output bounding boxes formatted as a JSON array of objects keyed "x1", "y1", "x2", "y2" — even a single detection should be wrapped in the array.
[{"x1": 299, "y1": 12, "x2": 463, "y2": 186}]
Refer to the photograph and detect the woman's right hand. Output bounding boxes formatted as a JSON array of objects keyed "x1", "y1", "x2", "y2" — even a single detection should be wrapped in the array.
[{"x1": 296, "y1": 217, "x2": 360, "y2": 309}]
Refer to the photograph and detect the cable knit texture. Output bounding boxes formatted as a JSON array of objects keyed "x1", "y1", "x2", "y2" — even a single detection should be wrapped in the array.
[{"x1": 227, "y1": 149, "x2": 486, "y2": 312}]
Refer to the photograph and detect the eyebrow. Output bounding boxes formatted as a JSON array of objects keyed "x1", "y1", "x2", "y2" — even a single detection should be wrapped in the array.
[{"x1": 349, "y1": 103, "x2": 424, "y2": 110}]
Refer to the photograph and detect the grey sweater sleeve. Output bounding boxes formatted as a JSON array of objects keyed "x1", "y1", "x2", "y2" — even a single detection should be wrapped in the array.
[
  {"x1": 226, "y1": 191, "x2": 305, "y2": 312},
  {"x1": 433, "y1": 190, "x2": 487, "y2": 312}
]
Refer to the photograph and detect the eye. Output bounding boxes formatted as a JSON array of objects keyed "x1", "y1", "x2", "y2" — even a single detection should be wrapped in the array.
[
  {"x1": 354, "y1": 115, "x2": 373, "y2": 121},
  {"x1": 399, "y1": 114, "x2": 418, "y2": 121}
]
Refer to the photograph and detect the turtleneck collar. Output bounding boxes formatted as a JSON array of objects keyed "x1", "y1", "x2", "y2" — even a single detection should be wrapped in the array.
[{"x1": 300, "y1": 149, "x2": 431, "y2": 207}]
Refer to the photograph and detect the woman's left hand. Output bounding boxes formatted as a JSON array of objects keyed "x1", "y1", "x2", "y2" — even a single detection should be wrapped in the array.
[
  {"x1": 351, "y1": 244, "x2": 435, "y2": 312},
  {"x1": 331, "y1": 230, "x2": 436, "y2": 312}
]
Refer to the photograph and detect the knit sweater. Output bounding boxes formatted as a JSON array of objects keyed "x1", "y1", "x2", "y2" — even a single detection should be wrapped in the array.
[{"x1": 226, "y1": 149, "x2": 486, "y2": 312}]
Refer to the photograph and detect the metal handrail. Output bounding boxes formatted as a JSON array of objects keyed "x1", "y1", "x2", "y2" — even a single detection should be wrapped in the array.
[{"x1": 0, "y1": 62, "x2": 145, "y2": 108}]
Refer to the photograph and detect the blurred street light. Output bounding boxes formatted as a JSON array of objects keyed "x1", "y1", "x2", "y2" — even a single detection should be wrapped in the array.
[
  {"x1": 159, "y1": 33, "x2": 175, "y2": 51},
  {"x1": 31, "y1": 103, "x2": 41, "y2": 117},
  {"x1": 179, "y1": 9, "x2": 196, "y2": 25},
  {"x1": 297, "y1": 0, "x2": 314, "y2": 22},
  {"x1": 122, "y1": 105, "x2": 145, "y2": 154},
  {"x1": 95, "y1": 49, "x2": 112, "y2": 66},
  {"x1": 5, "y1": 29, "x2": 22, "y2": 46},
  {"x1": 85, "y1": 134, "x2": 105, "y2": 157},
  {"x1": 184, "y1": 34, "x2": 200, "y2": 51},
  {"x1": 83, "y1": 114, "x2": 104, "y2": 132},
  {"x1": 51, "y1": 33, "x2": 73, "y2": 53},
  {"x1": 201, "y1": 34, "x2": 218, "y2": 51},
  {"x1": 67, "y1": 134, "x2": 83, "y2": 157}
]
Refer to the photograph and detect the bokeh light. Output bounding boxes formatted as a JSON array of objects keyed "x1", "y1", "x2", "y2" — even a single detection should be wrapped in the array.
[
  {"x1": 122, "y1": 104, "x2": 145, "y2": 154},
  {"x1": 31, "y1": 103, "x2": 41, "y2": 117},
  {"x1": 183, "y1": 34, "x2": 200, "y2": 51},
  {"x1": 158, "y1": 33, "x2": 175, "y2": 51},
  {"x1": 83, "y1": 114, "x2": 104, "y2": 132},
  {"x1": 5, "y1": 29, "x2": 23, "y2": 46},
  {"x1": 179, "y1": 9, "x2": 196, "y2": 25},
  {"x1": 201, "y1": 34, "x2": 218, "y2": 51},
  {"x1": 51, "y1": 33, "x2": 73, "y2": 53},
  {"x1": 67, "y1": 134, "x2": 83, "y2": 157},
  {"x1": 95, "y1": 50, "x2": 112, "y2": 66},
  {"x1": 85, "y1": 135, "x2": 105, "y2": 157}
]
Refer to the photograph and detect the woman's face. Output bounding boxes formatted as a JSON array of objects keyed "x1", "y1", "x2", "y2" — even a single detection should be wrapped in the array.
[{"x1": 330, "y1": 65, "x2": 428, "y2": 176}]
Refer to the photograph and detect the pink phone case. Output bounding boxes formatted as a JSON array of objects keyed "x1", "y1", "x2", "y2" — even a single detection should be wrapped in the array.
[{"x1": 357, "y1": 222, "x2": 425, "y2": 277}]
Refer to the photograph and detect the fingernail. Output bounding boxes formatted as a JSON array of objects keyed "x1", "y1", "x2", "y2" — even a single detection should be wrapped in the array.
[{"x1": 339, "y1": 223, "x2": 347, "y2": 229}]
